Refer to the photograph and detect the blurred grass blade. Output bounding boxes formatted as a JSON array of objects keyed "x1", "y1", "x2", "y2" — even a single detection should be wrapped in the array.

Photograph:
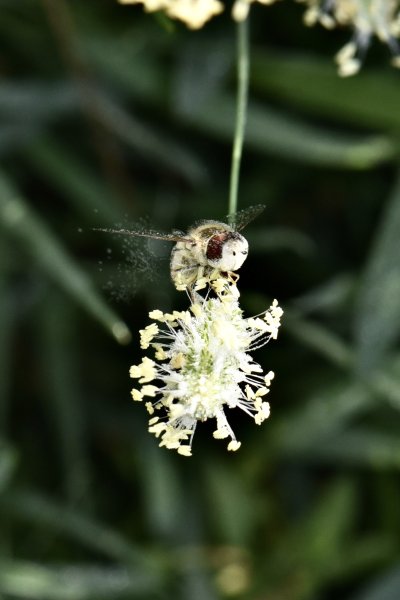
[
  {"x1": 265, "y1": 479, "x2": 392, "y2": 598},
  {"x1": 351, "y1": 565, "x2": 400, "y2": 600},
  {"x1": 0, "y1": 240, "x2": 15, "y2": 434},
  {"x1": 274, "y1": 380, "x2": 374, "y2": 454},
  {"x1": 135, "y1": 436, "x2": 185, "y2": 540},
  {"x1": 311, "y1": 429, "x2": 400, "y2": 468},
  {"x1": 293, "y1": 273, "x2": 355, "y2": 315},
  {"x1": 94, "y1": 94, "x2": 207, "y2": 186},
  {"x1": 0, "y1": 562, "x2": 160, "y2": 599},
  {"x1": 300, "y1": 479, "x2": 356, "y2": 563},
  {"x1": 88, "y1": 32, "x2": 230, "y2": 109},
  {"x1": 0, "y1": 170, "x2": 130, "y2": 344},
  {"x1": 0, "y1": 82, "x2": 78, "y2": 120},
  {"x1": 172, "y1": 37, "x2": 232, "y2": 114},
  {"x1": 285, "y1": 311, "x2": 354, "y2": 369},
  {"x1": 88, "y1": 38, "x2": 395, "y2": 170},
  {"x1": 330, "y1": 536, "x2": 395, "y2": 583},
  {"x1": 0, "y1": 125, "x2": 39, "y2": 155},
  {"x1": 204, "y1": 459, "x2": 257, "y2": 544},
  {"x1": 1, "y1": 490, "x2": 155, "y2": 567},
  {"x1": 0, "y1": 441, "x2": 17, "y2": 494},
  {"x1": 39, "y1": 291, "x2": 91, "y2": 504},
  {"x1": 181, "y1": 94, "x2": 396, "y2": 169},
  {"x1": 263, "y1": 480, "x2": 356, "y2": 597},
  {"x1": 25, "y1": 137, "x2": 125, "y2": 224},
  {"x1": 251, "y1": 51, "x2": 400, "y2": 132},
  {"x1": 85, "y1": 34, "x2": 166, "y2": 107},
  {"x1": 354, "y1": 172, "x2": 400, "y2": 374},
  {"x1": 372, "y1": 368, "x2": 400, "y2": 411}
]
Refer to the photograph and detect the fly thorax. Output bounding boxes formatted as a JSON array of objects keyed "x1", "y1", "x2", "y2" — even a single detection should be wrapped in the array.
[
  {"x1": 190, "y1": 238, "x2": 209, "y2": 266},
  {"x1": 206, "y1": 232, "x2": 249, "y2": 271}
]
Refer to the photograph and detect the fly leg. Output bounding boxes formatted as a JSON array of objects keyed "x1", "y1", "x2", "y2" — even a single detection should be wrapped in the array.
[{"x1": 220, "y1": 271, "x2": 239, "y2": 284}]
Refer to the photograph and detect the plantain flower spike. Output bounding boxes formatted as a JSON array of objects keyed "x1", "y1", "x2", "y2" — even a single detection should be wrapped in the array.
[{"x1": 130, "y1": 280, "x2": 283, "y2": 456}]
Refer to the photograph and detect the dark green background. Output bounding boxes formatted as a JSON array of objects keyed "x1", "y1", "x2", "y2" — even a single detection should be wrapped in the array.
[{"x1": 1, "y1": 1, "x2": 400, "y2": 598}]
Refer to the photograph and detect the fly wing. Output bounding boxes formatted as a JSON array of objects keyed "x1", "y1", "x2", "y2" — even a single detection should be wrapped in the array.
[
  {"x1": 93, "y1": 227, "x2": 192, "y2": 243},
  {"x1": 226, "y1": 204, "x2": 266, "y2": 231}
]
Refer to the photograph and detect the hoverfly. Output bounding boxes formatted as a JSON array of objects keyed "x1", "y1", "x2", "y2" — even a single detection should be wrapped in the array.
[{"x1": 95, "y1": 205, "x2": 265, "y2": 289}]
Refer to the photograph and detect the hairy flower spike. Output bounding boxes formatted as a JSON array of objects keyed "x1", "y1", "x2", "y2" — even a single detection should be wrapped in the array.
[{"x1": 130, "y1": 281, "x2": 283, "y2": 456}]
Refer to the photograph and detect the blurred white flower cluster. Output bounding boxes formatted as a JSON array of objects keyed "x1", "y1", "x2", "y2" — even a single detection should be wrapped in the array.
[
  {"x1": 119, "y1": 0, "x2": 224, "y2": 29},
  {"x1": 119, "y1": 0, "x2": 281, "y2": 27},
  {"x1": 119, "y1": 0, "x2": 400, "y2": 75},
  {"x1": 300, "y1": 0, "x2": 400, "y2": 75},
  {"x1": 130, "y1": 280, "x2": 282, "y2": 456}
]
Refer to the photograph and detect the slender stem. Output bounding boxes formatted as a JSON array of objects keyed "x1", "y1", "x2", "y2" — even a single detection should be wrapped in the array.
[{"x1": 228, "y1": 17, "x2": 250, "y2": 219}]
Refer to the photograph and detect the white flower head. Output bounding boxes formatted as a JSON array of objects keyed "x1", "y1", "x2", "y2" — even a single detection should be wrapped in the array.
[{"x1": 130, "y1": 280, "x2": 283, "y2": 456}]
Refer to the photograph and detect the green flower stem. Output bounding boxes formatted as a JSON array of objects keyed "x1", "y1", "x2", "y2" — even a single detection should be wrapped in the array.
[{"x1": 228, "y1": 17, "x2": 250, "y2": 219}]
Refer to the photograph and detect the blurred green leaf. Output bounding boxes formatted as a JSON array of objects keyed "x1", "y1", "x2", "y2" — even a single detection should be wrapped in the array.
[
  {"x1": 174, "y1": 554, "x2": 218, "y2": 600},
  {"x1": 1, "y1": 490, "x2": 157, "y2": 568},
  {"x1": 368, "y1": 368, "x2": 400, "y2": 410},
  {"x1": 0, "y1": 124, "x2": 39, "y2": 154},
  {"x1": 179, "y1": 94, "x2": 396, "y2": 169},
  {"x1": 88, "y1": 34, "x2": 396, "y2": 170},
  {"x1": 204, "y1": 459, "x2": 258, "y2": 544},
  {"x1": 373, "y1": 472, "x2": 400, "y2": 534},
  {"x1": 0, "y1": 241, "x2": 15, "y2": 434},
  {"x1": 135, "y1": 436, "x2": 186, "y2": 540},
  {"x1": 298, "y1": 479, "x2": 356, "y2": 564},
  {"x1": 93, "y1": 94, "x2": 208, "y2": 186},
  {"x1": 354, "y1": 171, "x2": 400, "y2": 374},
  {"x1": 0, "y1": 83, "x2": 205, "y2": 188},
  {"x1": 274, "y1": 379, "x2": 374, "y2": 455},
  {"x1": 285, "y1": 312, "x2": 354, "y2": 368},
  {"x1": 350, "y1": 565, "x2": 400, "y2": 600},
  {"x1": 307, "y1": 428, "x2": 400, "y2": 468},
  {"x1": 0, "y1": 441, "x2": 17, "y2": 494},
  {"x1": 171, "y1": 37, "x2": 232, "y2": 114},
  {"x1": 25, "y1": 136, "x2": 125, "y2": 224},
  {"x1": 251, "y1": 51, "x2": 400, "y2": 132},
  {"x1": 264, "y1": 480, "x2": 393, "y2": 599},
  {"x1": 293, "y1": 273, "x2": 356, "y2": 315},
  {"x1": 265, "y1": 479, "x2": 394, "y2": 600},
  {"x1": 0, "y1": 562, "x2": 159, "y2": 599},
  {"x1": 0, "y1": 170, "x2": 131, "y2": 344},
  {"x1": 84, "y1": 30, "x2": 170, "y2": 103},
  {"x1": 0, "y1": 84, "x2": 78, "y2": 154},
  {"x1": 0, "y1": 83, "x2": 78, "y2": 120},
  {"x1": 39, "y1": 291, "x2": 91, "y2": 504},
  {"x1": 328, "y1": 536, "x2": 395, "y2": 584}
]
